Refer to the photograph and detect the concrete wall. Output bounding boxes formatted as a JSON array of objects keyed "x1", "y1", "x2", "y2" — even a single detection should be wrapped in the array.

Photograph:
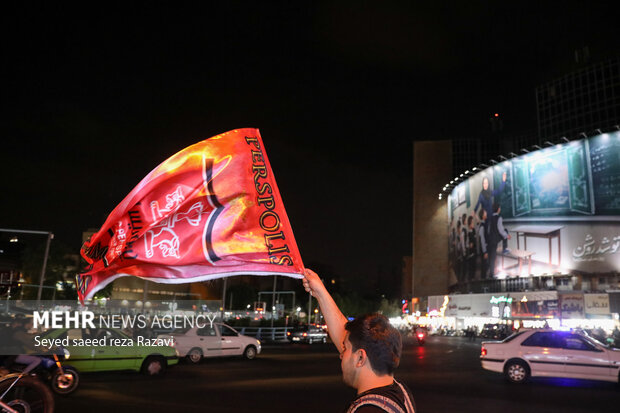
[{"x1": 413, "y1": 141, "x2": 452, "y2": 298}]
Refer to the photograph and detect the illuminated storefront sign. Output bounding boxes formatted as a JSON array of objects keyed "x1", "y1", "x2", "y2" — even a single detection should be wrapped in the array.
[{"x1": 490, "y1": 295, "x2": 513, "y2": 304}]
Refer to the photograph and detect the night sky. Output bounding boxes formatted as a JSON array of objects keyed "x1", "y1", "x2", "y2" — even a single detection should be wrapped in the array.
[{"x1": 3, "y1": 2, "x2": 618, "y2": 295}]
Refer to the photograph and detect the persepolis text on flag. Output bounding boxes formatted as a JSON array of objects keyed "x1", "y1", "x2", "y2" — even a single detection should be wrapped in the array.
[{"x1": 78, "y1": 128, "x2": 303, "y2": 302}]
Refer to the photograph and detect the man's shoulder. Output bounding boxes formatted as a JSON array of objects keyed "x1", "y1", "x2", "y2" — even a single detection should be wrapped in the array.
[{"x1": 347, "y1": 381, "x2": 415, "y2": 413}]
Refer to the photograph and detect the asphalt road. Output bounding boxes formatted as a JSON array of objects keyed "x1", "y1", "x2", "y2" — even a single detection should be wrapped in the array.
[{"x1": 56, "y1": 335, "x2": 619, "y2": 412}]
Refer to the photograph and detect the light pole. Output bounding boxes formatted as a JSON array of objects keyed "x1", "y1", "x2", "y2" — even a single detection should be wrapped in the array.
[
  {"x1": 38, "y1": 232, "x2": 53, "y2": 302},
  {"x1": 270, "y1": 275, "x2": 277, "y2": 328},
  {"x1": 308, "y1": 291, "x2": 312, "y2": 325},
  {"x1": 221, "y1": 277, "x2": 227, "y2": 321}
]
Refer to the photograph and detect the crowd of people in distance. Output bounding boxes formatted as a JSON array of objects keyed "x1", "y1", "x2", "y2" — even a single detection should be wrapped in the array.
[{"x1": 577, "y1": 326, "x2": 620, "y2": 348}]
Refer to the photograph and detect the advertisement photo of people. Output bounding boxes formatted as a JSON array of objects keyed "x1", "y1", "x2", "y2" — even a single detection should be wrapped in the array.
[{"x1": 448, "y1": 131, "x2": 620, "y2": 283}]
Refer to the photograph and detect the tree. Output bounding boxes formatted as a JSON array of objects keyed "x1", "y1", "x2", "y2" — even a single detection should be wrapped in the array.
[
  {"x1": 332, "y1": 292, "x2": 375, "y2": 318},
  {"x1": 20, "y1": 239, "x2": 78, "y2": 300},
  {"x1": 378, "y1": 298, "x2": 401, "y2": 317}
]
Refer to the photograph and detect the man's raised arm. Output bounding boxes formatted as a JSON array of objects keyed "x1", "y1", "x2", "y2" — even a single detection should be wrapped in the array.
[{"x1": 302, "y1": 268, "x2": 348, "y2": 352}]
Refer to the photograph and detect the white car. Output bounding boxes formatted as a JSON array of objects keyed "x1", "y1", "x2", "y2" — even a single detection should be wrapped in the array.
[
  {"x1": 480, "y1": 329, "x2": 620, "y2": 384},
  {"x1": 158, "y1": 323, "x2": 261, "y2": 363}
]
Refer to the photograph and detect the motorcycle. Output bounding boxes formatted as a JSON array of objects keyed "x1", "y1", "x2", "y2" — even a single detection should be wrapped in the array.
[
  {"x1": 9, "y1": 348, "x2": 79, "y2": 396},
  {"x1": 415, "y1": 329, "x2": 426, "y2": 346},
  {"x1": 0, "y1": 369, "x2": 54, "y2": 413}
]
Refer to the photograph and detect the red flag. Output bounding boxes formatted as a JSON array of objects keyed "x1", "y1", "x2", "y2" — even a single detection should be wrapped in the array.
[{"x1": 78, "y1": 128, "x2": 303, "y2": 302}]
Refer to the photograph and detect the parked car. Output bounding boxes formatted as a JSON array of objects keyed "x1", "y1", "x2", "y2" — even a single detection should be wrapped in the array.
[
  {"x1": 480, "y1": 329, "x2": 620, "y2": 384},
  {"x1": 158, "y1": 323, "x2": 261, "y2": 363},
  {"x1": 40, "y1": 327, "x2": 179, "y2": 376},
  {"x1": 287, "y1": 325, "x2": 328, "y2": 344}
]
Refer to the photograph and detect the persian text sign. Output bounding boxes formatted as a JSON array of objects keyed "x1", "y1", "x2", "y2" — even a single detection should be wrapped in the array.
[
  {"x1": 584, "y1": 294, "x2": 610, "y2": 315},
  {"x1": 79, "y1": 129, "x2": 303, "y2": 301},
  {"x1": 560, "y1": 293, "x2": 585, "y2": 319}
]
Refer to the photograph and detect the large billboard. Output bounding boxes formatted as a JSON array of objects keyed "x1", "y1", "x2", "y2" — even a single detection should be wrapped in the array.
[{"x1": 448, "y1": 131, "x2": 620, "y2": 282}]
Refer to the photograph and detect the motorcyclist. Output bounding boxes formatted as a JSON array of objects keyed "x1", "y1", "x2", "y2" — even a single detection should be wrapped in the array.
[
  {"x1": 7, "y1": 317, "x2": 55, "y2": 373},
  {"x1": 414, "y1": 325, "x2": 427, "y2": 343}
]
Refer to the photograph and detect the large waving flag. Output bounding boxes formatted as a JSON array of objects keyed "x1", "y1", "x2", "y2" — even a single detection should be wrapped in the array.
[{"x1": 78, "y1": 128, "x2": 303, "y2": 302}]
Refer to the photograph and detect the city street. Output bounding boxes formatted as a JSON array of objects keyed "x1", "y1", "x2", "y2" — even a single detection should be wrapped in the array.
[
  {"x1": 56, "y1": 335, "x2": 619, "y2": 412},
  {"x1": 3, "y1": 4, "x2": 619, "y2": 413}
]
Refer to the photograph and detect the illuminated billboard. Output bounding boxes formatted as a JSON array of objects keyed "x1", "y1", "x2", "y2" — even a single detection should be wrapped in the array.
[{"x1": 448, "y1": 131, "x2": 620, "y2": 281}]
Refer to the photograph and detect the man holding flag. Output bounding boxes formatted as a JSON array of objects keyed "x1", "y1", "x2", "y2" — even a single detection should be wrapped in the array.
[
  {"x1": 78, "y1": 127, "x2": 415, "y2": 412},
  {"x1": 303, "y1": 269, "x2": 416, "y2": 413}
]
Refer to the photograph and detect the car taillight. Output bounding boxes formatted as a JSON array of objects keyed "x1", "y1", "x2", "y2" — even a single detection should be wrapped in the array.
[
  {"x1": 417, "y1": 333, "x2": 424, "y2": 339},
  {"x1": 481, "y1": 347, "x2": 487, "y2": 356},
  {"x1": 303, "y1": 332, "x2": 307, "y2": 337},
  {"x1": 287, "y1": 332, "x2": 291, "y2": 336}
]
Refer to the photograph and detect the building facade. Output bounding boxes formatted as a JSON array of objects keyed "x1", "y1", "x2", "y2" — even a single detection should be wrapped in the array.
[
  {"x1": 536, "y1": 56, "x2": 620, "y2": 141},
  {"x1": 412, "y1": 141, "x2": 452, "y2": 299}
]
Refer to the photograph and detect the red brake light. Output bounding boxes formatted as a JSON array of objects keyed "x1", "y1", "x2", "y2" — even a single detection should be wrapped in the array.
[
  {"x1": 481, "y1": 347, "x2": 487, "y2": 356},
  {"x1": 417, "y1": 333, "x2": 424, "y2": 338},
  {"x1": 287, "y1": 332, "x2": 290, "y2": 336},
  {"x1": 303, "y1": 333, "x2": 307, "y2": 337}
]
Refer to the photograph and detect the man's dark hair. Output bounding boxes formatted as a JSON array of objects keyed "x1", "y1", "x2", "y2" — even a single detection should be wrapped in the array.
[
  {"x1": 467, "y1": 216, "x2": 473, "y2": 226},
  {"x1": 345, "y1": 313, "x2": 402, "y2": 376},
  {"x1": 493, "y1": 202, "x2": 500, "y2": 213}
]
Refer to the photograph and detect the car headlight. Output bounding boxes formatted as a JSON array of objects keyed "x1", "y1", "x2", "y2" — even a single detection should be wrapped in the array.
[{"x1": 256, "y1": 340, "x2": 261, "y2": 346}]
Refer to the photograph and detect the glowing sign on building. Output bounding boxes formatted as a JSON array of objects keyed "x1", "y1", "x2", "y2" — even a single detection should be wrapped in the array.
[
  {"x1": 447, "y1": 131, "x2": 620, "y2": 281},
  {"x1": 490, "y1": 295, "x2": 513, "y2": 305}
]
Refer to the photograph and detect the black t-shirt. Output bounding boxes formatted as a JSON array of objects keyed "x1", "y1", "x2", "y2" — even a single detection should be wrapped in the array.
[{"x1": 346, "y1": 381, "x2": 416, "y2": 413}]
